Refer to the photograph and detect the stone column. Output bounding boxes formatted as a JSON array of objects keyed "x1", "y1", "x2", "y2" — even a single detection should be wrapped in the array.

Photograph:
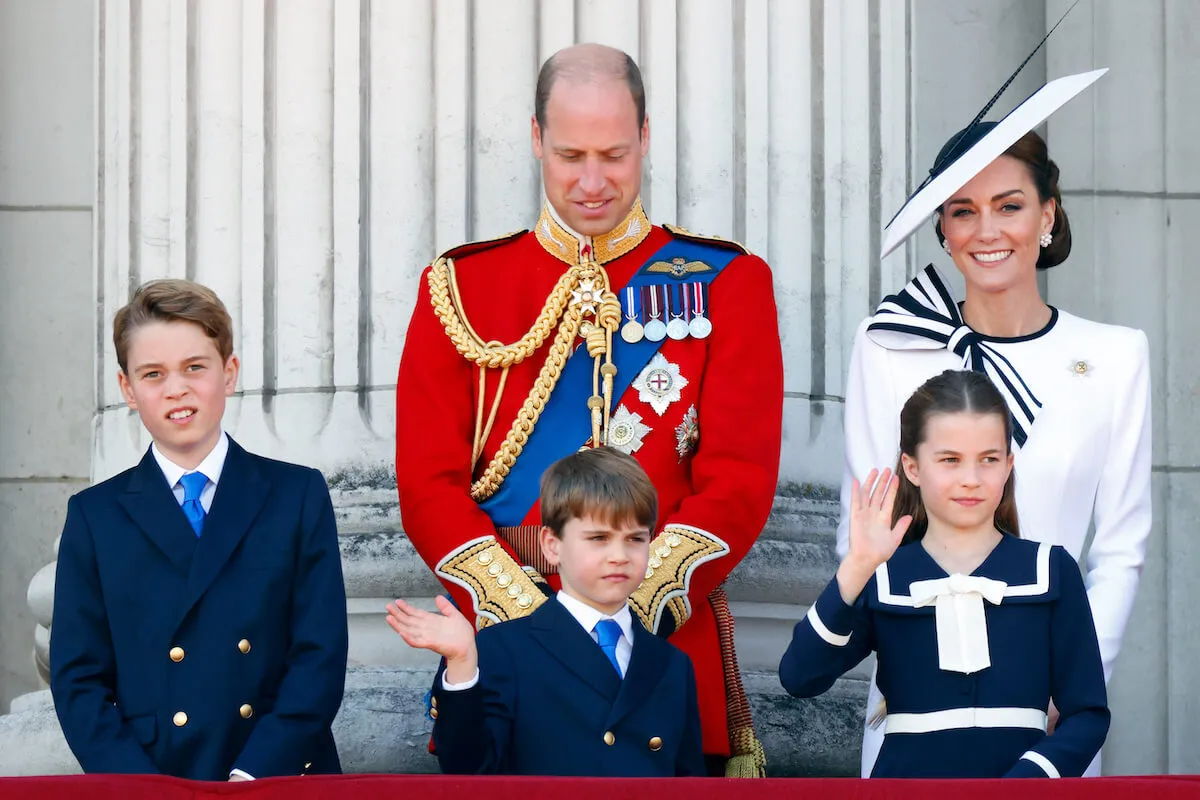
[
  {"x1": 10, "y1": 0, "x2": 909, "y2": 777},
  {"x1": 1045, "y1": 0, "x2": 1200, "y2": 775},
  {"x1": 0, "y1": 0, "x2": 95, "y2": 775}
]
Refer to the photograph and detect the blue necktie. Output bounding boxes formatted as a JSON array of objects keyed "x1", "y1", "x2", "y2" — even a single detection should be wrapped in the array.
[
  {"x1": 178, "y1": 472, "x2": 208, "y2": 536},
  {"x1": 593, "y1": 619, "x2": 623, "y2": 677}
]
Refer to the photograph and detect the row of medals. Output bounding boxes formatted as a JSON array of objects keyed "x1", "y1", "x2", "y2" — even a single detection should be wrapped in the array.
[{"x1": 618, "y1": 293, "x2": 712, "y2": 343}]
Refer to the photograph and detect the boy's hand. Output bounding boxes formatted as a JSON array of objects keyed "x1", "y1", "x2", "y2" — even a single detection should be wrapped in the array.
[
  {"x1": 838, "y1": 468, "x2": 913, "y2": 604},
  {"x1": 386, "y1": 596, "x2": 478, "y2": 683}
]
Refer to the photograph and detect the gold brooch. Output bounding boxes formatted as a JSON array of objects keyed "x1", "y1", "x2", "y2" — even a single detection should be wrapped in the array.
[{"x1": 1069, "y1": 359, "x2": 1092, "y2": 377}]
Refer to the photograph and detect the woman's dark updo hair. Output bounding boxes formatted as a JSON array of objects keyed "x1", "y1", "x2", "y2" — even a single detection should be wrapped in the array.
[{"x1": 932, "y1": 125, "x2": 1072, "y2": 269}]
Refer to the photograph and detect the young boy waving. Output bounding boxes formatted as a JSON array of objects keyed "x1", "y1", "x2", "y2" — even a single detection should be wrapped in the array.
[{"x1": 388, "y1": 446, "x2": 704, "y2": 776}]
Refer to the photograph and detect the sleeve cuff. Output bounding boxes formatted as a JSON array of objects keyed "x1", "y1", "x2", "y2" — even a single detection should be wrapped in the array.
[
  {"x1": 441, "y1": 667, "x2": 480, "y2": 691},
  {"x1": 1006, "y1": 750, "x2": 1060, "y2": 778},
  {"x1": 806, "y1": 577, "x2": 859, "y2": 646},
  {"x1": 229, "y1": 769, "x2": 256, "y2": 781}
]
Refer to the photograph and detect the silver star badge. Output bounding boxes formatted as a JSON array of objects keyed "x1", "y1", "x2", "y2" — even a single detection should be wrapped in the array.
[
  {"x1": 606, "y1": 405, "x2": 652, "y2": 454},
  {"x1": 632, "y1": 353, "x2": 689, "y2": 416}
]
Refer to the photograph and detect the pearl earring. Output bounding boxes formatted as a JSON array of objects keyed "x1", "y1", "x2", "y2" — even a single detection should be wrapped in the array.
[
  {"x1": 942, "y1": 240, "x2": 951, "y2": 255},
  {"x1": 1039, "y1": 231, "x2": 1053, "y2": 248}
]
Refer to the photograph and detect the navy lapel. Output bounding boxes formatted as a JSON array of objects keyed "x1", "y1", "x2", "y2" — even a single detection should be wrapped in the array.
[
  {"x1": 116, "y1": 448, "x2": 198, "y2": 573},
  {"x1": 175, "y1": 438, "x2": 270, "y2": 625},
  {"x1": 528, "y1": 599, "x2": 623, "y2": 702},
  {"x1": 605, "y1": 615, "x2": 670, "y2": 730}
]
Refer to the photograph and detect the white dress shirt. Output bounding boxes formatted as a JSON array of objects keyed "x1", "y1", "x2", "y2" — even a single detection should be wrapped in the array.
[
  {"x1": 555, "y1": 590, "x2": 634, "y2": 677},
  {"x1": 442, "y1": 591, "x2": 635, "y2": 691},
  {"x1": 152, "y1": 432, "x2": 229, "y2": 512}
]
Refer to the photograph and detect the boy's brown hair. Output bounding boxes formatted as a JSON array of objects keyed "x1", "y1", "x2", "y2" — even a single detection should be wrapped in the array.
[
  {"x1": 540, "y1": 446, "x2": 658, "y2": 537},
  {"x1": 113, "y1": 279, "x2": 234, "y2": 373}
]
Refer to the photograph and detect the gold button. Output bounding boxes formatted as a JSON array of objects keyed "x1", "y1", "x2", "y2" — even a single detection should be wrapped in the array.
[
  {"x1": 649, "y1": 736, "x2": 663, "y2": 751},
  {"x1": 517, "y1": 593, "x2": 533, "y2": 609},
  {"x1": 173, "y1": 711, "x2": 188, "y2": 727},
  {"x1": 496, "y1": 573, "x2": 512, "y2": 588},
  {"x1": 240, "y1": 704, "x2": 254, "y2": 719},
  {"x1": 478, "y1": 550, "x2": 494, "y2": 565},
  {"x1": 506, "y1": 584, "x2": 521, "y2": 598},
  {"x1": 430, "y1": 708, "x2": 439, "y2": 720},
  {"x1": 666, "y1": 533, "x2": 682, "y2": 547},
  {"x1": 430, "y1": 695, "x2": 438, "y2": 709},
  {"x1": 603, "y1": 731, "x2": 615, "y2": 746},
  {"x1": 169, "y1": 646, "x2": 185, "y2": 663},
  {"x1": 487, "y1": 563, "x2": 503, "y2": 577},
  {"x1": 238, "y1": 639, "x2": 251, "y2": 654},
  {"x1": 655, "y1": 545, "x2": 672, "y2": 559}
]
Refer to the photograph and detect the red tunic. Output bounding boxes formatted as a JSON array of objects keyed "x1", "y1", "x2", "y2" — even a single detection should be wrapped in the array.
[{"x1": 395, "y1": 204, "x2": 783, "y2": 756}]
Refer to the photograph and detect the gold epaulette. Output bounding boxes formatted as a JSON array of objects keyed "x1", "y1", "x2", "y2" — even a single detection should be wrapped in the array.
[
  {"x1": 661, "y1": 223, "x2": 750, "y2": 255},
  {"x1": 627, "y1": 525, "x2": 730, "y2": 633},
  {"x1": 438, "y1": 229, "x2": 527, "y2": 262},
  {"x1": 435, "y1": 536, "x2": 548, "y2": 628}
]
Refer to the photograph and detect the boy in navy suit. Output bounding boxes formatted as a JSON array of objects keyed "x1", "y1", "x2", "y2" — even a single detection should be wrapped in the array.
[
  {"x1": 50, "y1": 279, "x2": 348, "y2": 781},
  {"x1": 387, "y1": 446, "x2": 704, "y2": 776}
]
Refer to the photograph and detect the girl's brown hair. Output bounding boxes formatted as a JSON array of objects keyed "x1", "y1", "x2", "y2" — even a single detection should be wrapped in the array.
[{"x1": 893, "y1": 369, "x2": 1020, "y2": 544}]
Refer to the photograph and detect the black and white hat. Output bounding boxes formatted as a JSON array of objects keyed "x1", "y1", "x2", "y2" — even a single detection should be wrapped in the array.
[{"x1": 880, "y1": 9, "x2": 1106, "y2": 260}]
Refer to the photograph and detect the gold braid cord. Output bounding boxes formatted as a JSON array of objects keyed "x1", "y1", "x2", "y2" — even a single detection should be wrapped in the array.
[
  {"x1": 427, "y1": 255, "x2": 620, "y2": 502},
  {"x1": 710, "y1": 585, "x2": 768, "y2": 778}
]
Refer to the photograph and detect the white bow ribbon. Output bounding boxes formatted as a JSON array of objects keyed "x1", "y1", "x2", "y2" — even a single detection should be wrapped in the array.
[{"x1": 910, "y1": 574, "x2": 1008, "y2": 674}]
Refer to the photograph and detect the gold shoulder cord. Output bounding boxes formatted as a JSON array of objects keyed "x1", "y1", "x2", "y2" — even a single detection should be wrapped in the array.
[{"x1": 426, "y1": 256, "x2": 621, "y2": 501}]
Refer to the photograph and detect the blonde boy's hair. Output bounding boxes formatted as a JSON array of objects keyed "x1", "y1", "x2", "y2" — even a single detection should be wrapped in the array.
[{"x1": 113, "y1": 279, "x2": 234, "y2": 373}]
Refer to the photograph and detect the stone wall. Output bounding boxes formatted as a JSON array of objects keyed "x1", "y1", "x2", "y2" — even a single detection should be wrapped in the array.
[
  {"x1": 2, "y1": 0, "x2": 1199, "y2": 778},
  {"x1": 0, "y1": 0, "x2": 95, "y2": 710}
]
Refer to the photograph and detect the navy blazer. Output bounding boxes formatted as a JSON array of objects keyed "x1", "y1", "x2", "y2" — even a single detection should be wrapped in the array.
[
  {"x1": 432, "y1": 597, "x2": 704, "y2": 776},
  {"x1": 49, "y1": 438, "x2": 348, "y2": 780}
]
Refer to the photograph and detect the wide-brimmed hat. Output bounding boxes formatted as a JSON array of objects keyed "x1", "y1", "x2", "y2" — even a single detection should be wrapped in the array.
[{"x1": 880, "y1": 6, "x2": 1105, "y2": 259}]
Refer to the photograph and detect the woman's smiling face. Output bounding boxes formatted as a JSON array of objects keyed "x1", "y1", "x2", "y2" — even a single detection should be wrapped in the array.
[{"x1": 938, "y1": 155, "x2": 1056, "y2": 295}]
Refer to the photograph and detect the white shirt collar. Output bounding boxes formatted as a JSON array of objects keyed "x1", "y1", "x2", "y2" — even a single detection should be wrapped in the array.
[
  {"x1": 556, "y1": 590, "x2": 634, "y2": 644},
  {"x1": 152, "y1": 431, "x2": 230, "y2": 490}
]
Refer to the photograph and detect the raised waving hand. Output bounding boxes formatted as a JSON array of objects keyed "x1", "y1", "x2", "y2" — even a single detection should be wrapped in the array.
[
  {"x1": 837, "y1": 468, "x2": 913, "y2": 604},
  {"x1": 386, "y1": 596, "x2": 479, "y2": 684}
]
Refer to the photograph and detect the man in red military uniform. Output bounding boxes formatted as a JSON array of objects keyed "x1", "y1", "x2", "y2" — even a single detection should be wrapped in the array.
[{"x1": 395, "y1": 43, "x2": 782, "y2": 776}]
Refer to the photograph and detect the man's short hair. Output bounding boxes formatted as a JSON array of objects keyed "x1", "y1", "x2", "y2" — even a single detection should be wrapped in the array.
[
  {"x1": 534, "y1": 46, "x2": 646, "y2": 135},
  {"x1": 113, "y1": 279, "x2": 234, "y2": 373},
  {"x1": 540, "y1": 446, "x2": 658, "y2": 537}
]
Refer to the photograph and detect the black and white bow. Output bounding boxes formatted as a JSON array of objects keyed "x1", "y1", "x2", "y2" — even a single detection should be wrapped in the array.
[{"x1": 866, "y1": 265, "x2": 1042, "y2": 448}]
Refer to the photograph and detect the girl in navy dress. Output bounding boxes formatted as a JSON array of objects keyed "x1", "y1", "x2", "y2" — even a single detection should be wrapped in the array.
[{"x1": 780, "y1": 370, "x2": 1109, "y2": 778}]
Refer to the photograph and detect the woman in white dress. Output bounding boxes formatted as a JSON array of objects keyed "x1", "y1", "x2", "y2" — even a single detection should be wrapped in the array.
[{"x1": 840, "y1": 108, "x2": 1152, "y2": 776}]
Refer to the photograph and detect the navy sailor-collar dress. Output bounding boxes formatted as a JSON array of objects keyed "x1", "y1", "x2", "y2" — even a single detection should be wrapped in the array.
[{"x1": 780, "y1": 535, "x2": 1109, "y2": 778}]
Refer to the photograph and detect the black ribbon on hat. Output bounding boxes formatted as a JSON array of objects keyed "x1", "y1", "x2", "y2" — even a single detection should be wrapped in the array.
[{"x1": 867, "y1": 265, "x2": 1042, "y2": 448}]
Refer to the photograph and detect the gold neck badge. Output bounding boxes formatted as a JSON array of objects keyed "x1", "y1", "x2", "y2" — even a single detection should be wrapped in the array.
[{"x1": 535, "y1": 199, "x2": 652, "y2": 266}]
